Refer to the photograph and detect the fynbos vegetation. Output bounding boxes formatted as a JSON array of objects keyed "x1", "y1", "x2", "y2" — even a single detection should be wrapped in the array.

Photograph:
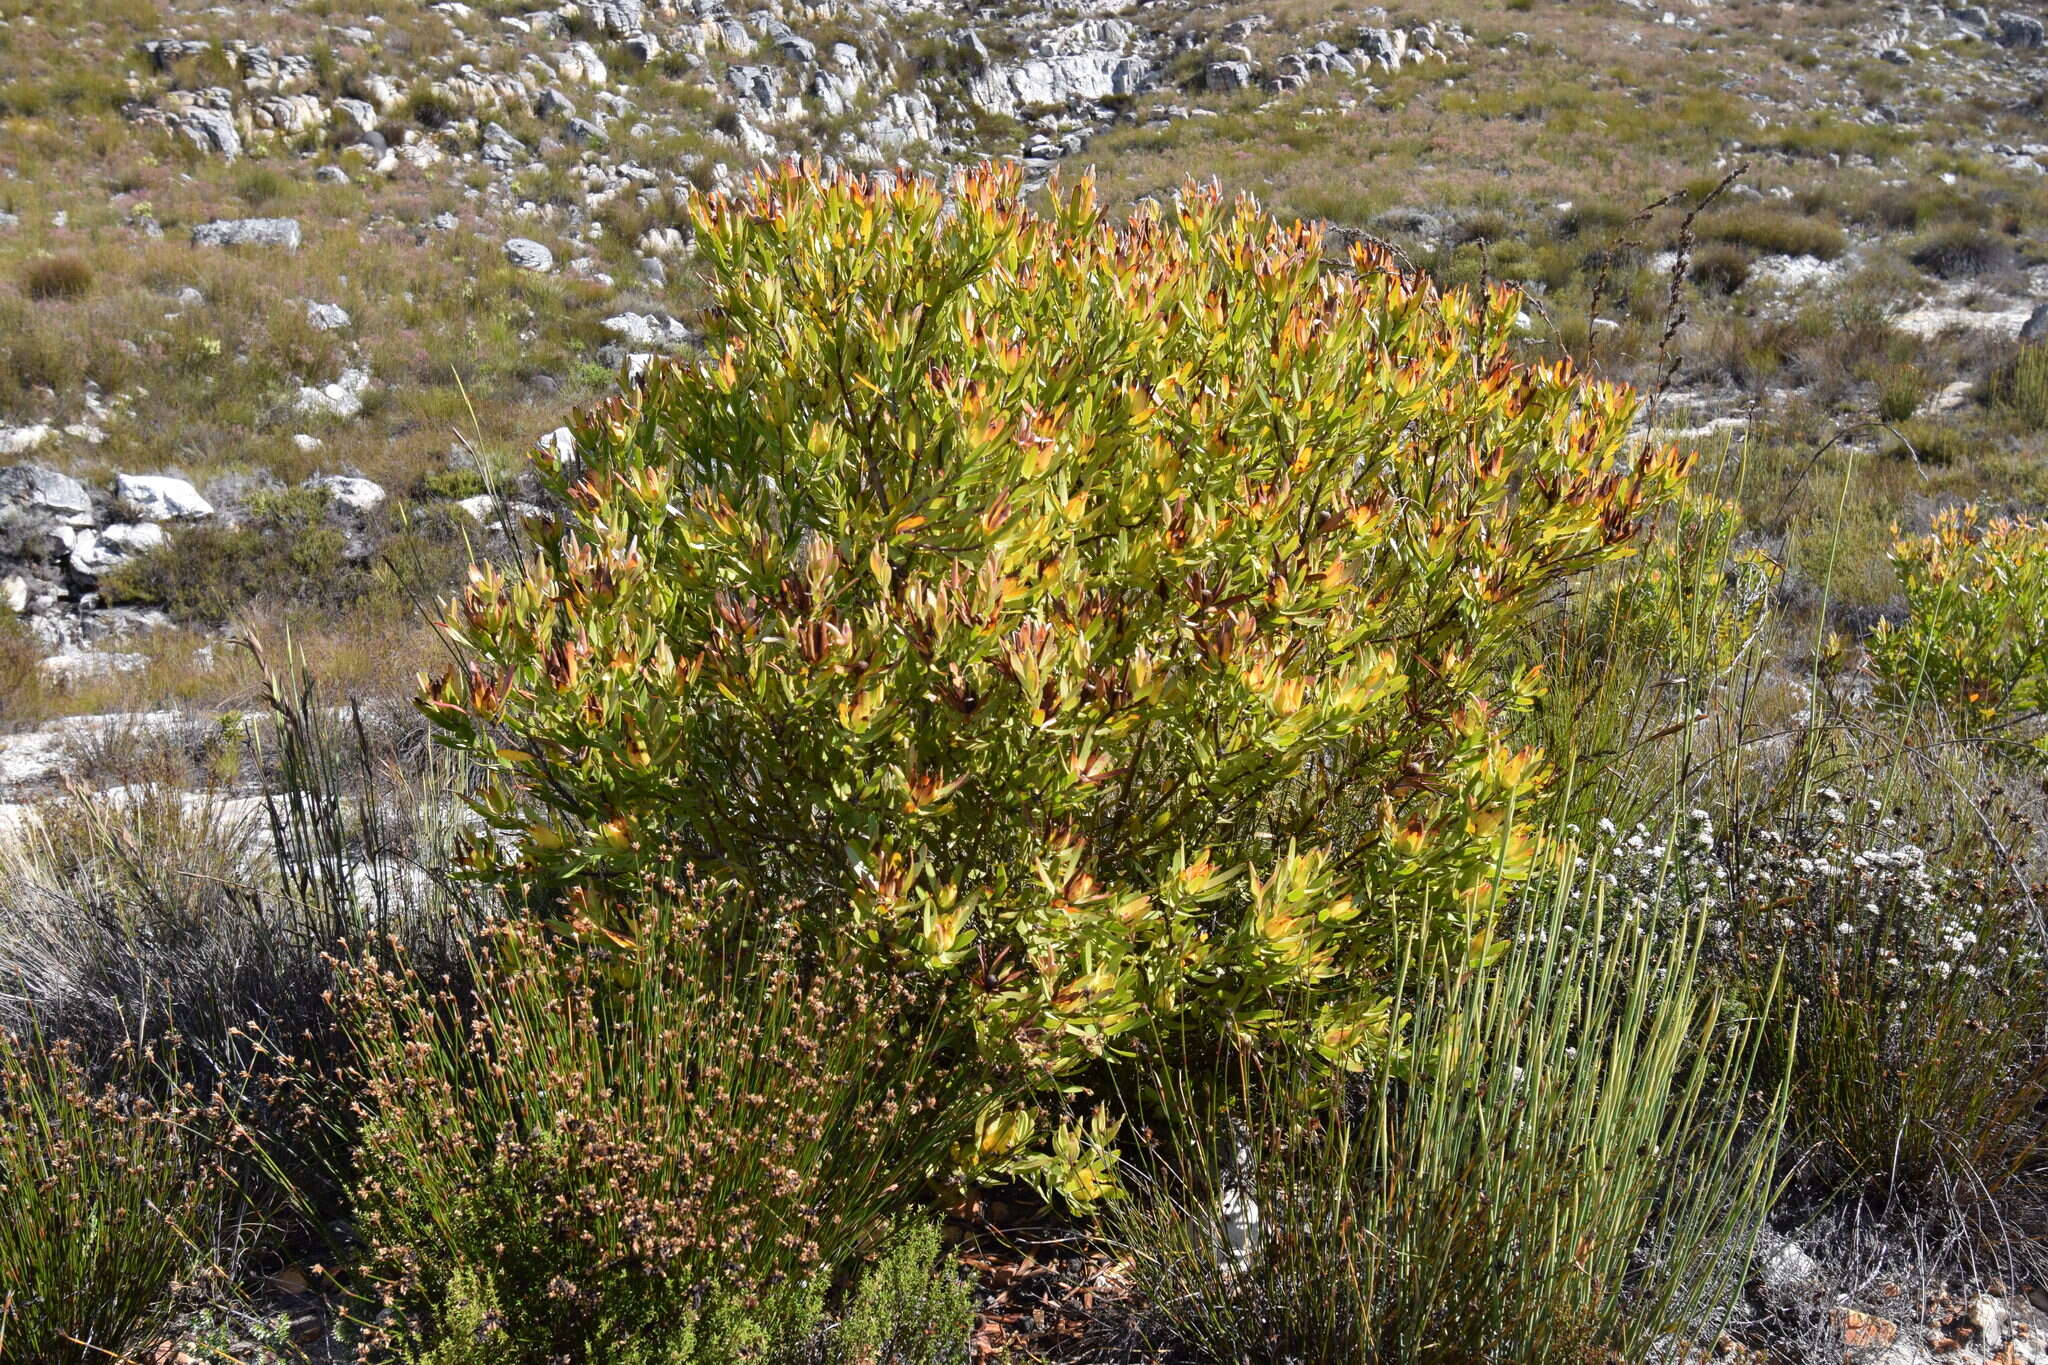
[
  {"x1": 426, "y1": 168, "x2": 1688, "y2": 1137},
  {"x1": 4, "y1": 0, "x2": 2048, "y2": 1354}
]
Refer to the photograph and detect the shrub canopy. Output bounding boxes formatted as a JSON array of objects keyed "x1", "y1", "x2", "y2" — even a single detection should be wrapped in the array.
[
  {"x1": 1870, "y1": 504, "x2": 2048, "y2": 743},
  {"x1": 424, "y1": 163, "x2": 1690, "y2": 1074}
]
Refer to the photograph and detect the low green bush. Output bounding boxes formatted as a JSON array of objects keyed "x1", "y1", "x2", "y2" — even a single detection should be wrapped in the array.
[
  {"x1": 1874, "y1": 363, "x2": 1925, "y2": 423},
  {"x1": 417, "y1": 465, "x2": 488, "y2": 501},
  {"x1": 101, "y1": 489, "x2": 472, "y2": 624},
  {"x1": 1696, "y1": 205, "x2": 1847, "y2": 260},
  {"x1": 424, "y1": 166, "x2": 1692, "y2": 1149},
  {"x1": 343, "y1": 890, "x2": 1000, "y2": 1362},
  {"x1": 1882, "y1": 416, "x2": 1969, "y2": 466},
  {"x1": 101, "y1": 487, "x2": 349, "y2": 622},
  {"x1": 1985, "y1": 341, "x2": 2048, "y2": 431},
  {"x1": 393, "y1": 1227, "x2": 971, "y2": 1365},
  {"x1": 831, "y1": 1223, "x2": 976, "y2": 1365}
]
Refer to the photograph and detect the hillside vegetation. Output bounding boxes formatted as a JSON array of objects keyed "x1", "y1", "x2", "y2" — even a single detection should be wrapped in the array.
[{"x1": 1, "y1": 2, "x2": 2046, "y2": 1363}]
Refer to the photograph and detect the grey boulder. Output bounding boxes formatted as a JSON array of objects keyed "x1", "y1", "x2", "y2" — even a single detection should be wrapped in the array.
[
  {"x1": 69, "y1": 522, "x2": 166, "y2": 579},
  {"x1": 191, "y1": 217, "x2": 302, "y2": 250},
  {"x1": 116, "y1": 473, "x2": 214, "y2": 521},
  {"x1": 0, "y1": 465, "x2": 95, "y2": 527},
  {"x1": 504, "y1": 237, "x2": 555, "y2": 271},
  {"x1": 304, "y1": 474, "x2": 386, "y2": 515}
]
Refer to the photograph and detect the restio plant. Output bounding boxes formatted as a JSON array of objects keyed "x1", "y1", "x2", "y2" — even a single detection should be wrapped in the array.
[
  {"x1": 19, "y1": 251, "x2": 93, "y2": 301},
  {"x1": 424, "y1": 163, "x2": 1692, "y2": 1088},
  {"x1": 1868, "y1": 505, "x2": 2048, "y2": 744},
  {"x1": 344, "y1": 892, "x2": 997, "y2": 1362},
  {"x1": 1111, "y1": 851, "x2": 1788, "y2": 1365},
  {"x1": 0, "y1": 1031, "x2": 227, "y2": 1365}
]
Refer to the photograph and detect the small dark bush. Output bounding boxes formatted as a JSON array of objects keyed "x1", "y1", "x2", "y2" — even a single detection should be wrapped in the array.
[
  {"x1": 0, "y1": 611, "x2": 44, "y2": 725},
  {"x1": 1863, "y1": 185, "x2": 1991, "y2": 233},
  {"x1": 1555, "y1": 200, "x2": 1633, "y2": 238},
  {"x1": 417, "y1": 466, "x2": 488, "y2": 501},
  {"x1": 1689, "y1": 241, "x2": 1753, "y2": 295},
  {"x1": 234, "y1": 163, "x2": 290, "y2": 207},
  {"x1": 20, "y1": 252, "x2": 93, "y2": 300},
  {"x1": 1452, "y1": 209, "x2": 1513, "y2": 245},
  {"x1": 403, "y1": 84, "x2": 459, "y2": 130},
  {"x1": 1909, "y1": 225, "x2": 2015, "y2": 280},
  {"x1": 1696, "y1": 206, "x2": 1847, "y2": 260}
]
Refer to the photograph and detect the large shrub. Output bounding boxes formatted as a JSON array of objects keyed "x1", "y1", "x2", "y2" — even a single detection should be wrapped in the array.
[{"x1": 424, "y1": 163, "x2": 1690, "y2": 1077}]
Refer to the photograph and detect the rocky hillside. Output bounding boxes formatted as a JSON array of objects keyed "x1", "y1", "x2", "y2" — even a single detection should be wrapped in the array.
[{"x1": 0, "y1": 0, "x2": 2043, "y2": 718}]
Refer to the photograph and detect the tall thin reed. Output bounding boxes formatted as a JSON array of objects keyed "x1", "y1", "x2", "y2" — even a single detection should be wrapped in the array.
[{"x1": 1112, "y1": 852, "x2": 1789, "y2": 1365}]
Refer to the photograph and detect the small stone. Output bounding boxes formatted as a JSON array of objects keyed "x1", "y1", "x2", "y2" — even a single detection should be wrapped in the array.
[
  {"x1": 1834, "y1": 1310, "x2": 1900, "y2": 1350},
  {"x1": 1752, "y1": 1235, "x2": 1821, "y2": 1312},
  {"x1": 294, "y1": 368, "x2": 371, "y2": 420},
  {"x1": 504, "y1": 237, "x2": 554, "y2": 271},
  {"x1": 536, "y1": 426, "x2": 575, "y2": 463},
  {"x1": 1959, "y1": 1296, "x2": 2007, "y2": 1351},
  {"x1": 305, "y1": 301, "x2": 352, "y2": 331},
  {"x1": 0, "y1": 425, "x2": 53, "y2": 457},
  {"x1": 601, "y1": 311, "x2": 693, "y2": 349},
  {"x1": 39, "y1": 650, "x2": 148, "y2": 684},
  {"x1": 1, "y1": 575, "x2": 26, "y2": 614},
  {"x1": 116, "y1": 473, "x2": 214, "y2": 521},
  {"x1": 1206, "y1": 60, "x2": 1254, "y2": 92},
  {"x1": 304, "y1": 474, "x2": 386, "y2": 515},
  {"x1": 191, "y1": 217, "x2": 302, "y2": 250}
]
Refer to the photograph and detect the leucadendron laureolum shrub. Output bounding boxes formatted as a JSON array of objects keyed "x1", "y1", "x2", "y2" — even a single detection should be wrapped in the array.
[
  {"x1": 1869, "y1": 505, "x2": 2048, "y2": 748},
  {"x1": 423, "y1": 162, "x2": 1692, "y2": 1133}
]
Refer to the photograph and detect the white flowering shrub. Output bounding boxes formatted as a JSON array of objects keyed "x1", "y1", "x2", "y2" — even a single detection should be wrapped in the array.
[{"x1": 1561, "y1": 792, "x2": 2047, "y2": 1226}]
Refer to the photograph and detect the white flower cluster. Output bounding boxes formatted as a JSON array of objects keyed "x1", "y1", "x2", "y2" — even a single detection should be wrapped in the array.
[{"x1": 1557, "y1": 791, "x2": 2033, "y2": 985}]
